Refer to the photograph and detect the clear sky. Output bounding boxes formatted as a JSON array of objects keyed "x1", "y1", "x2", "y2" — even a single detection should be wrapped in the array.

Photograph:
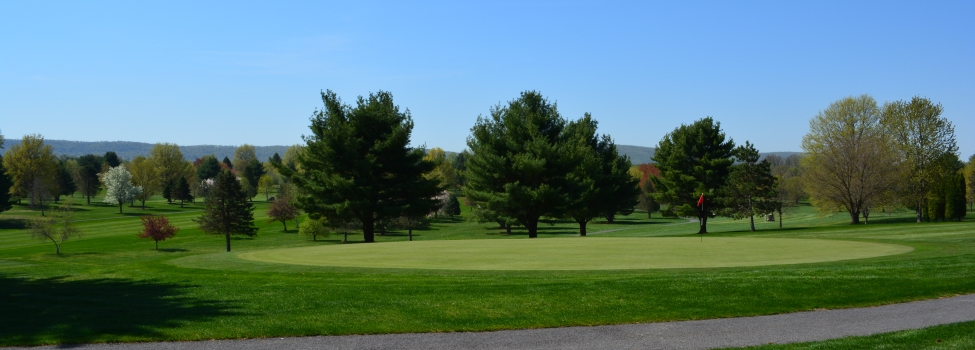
[{"x1": 2, "y1": 1, "x2": 973, "y2": 157}]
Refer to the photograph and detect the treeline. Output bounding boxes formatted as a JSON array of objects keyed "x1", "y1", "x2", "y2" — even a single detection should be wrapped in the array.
[
  {"x1": 0, "y1": 139, "x2": 289, "y2": 162},
  {"x1": 2, "y1": 91, "x2": 973, "y2": 249}
]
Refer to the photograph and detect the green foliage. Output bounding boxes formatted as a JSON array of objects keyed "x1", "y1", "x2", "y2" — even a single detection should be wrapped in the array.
[
  {"x1": 173, "y1": 176, "x2": 193, "y2": 207},
  {"x1": 298, "y1": 217, "x2": 329, "y2": 241},
  {"x1": 882, "y1": 96, "x2": 958, "y2": 222},
  {"x1": 270, "y1": 152, "x2": 282, "y2": 165},
  {"x1": 449, "y1": 149, "x2": 469, "y2": 188},
  {"x1": 222, "y1": 156, "x2": 233, "y2": 169},
  {"x1": 74, "y1": 154, "x2": 102, "y2": 204},
  {"x1": 280, "y1": 90, "x2": 441, "y2": 243},
  {"x1": 196, "y1": 155, "x2": 221, "y2": 180},
  {"x1": 103, "y1": 151, "x2": 121, "y2": 168},
  {"x1": 721, "y1": 141, "x2": 778, "y2": 231},
  {"x1": 53, "y1": 157, "x2": 75, "y2": 202},
  {"x1": 195, "y1": 170, "x2": 257, "y2": 251},
  {"x1": 464, "y1": 91, "x2": 583, "y2": 238},
  {"x1": 241, "y1": 159, "x2": 264, "y2": 199},
  {"x1": 0, "y1": 154, "x2": 12, "y2": 213},
  {"x1": 442, "y1": 193, "x2": 461, "y2": 218},
  {"x1": 651, "y1": 117, "x2": 735, "y2": 233},
  {"x1": 3, "y1": 134, "x2": 58, "y2": 209},
  {"x1": 802, "y1": 95, "x2": 900, "y2": 224},
  {"x1": 564, "y1": 113, "x2": 639, "y2": 234}
]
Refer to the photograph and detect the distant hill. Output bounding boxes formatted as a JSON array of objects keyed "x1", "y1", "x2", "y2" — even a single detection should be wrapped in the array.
[
  {"x1": 0, "y1": 139, "x2": 291, "y2": 162},
  {"x1": 0, "y1": 139, "x2": 800, "y2": 165}
]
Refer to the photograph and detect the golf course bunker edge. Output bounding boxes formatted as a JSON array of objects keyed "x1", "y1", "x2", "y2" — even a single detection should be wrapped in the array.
[{"x1": 238, "y1": 237, "x2": 914, "y2": 270}]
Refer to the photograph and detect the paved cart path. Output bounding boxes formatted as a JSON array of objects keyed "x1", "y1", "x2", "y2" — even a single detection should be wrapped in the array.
[{"x1": 6, "y1": 294, "x2": 975, "y2": 350}]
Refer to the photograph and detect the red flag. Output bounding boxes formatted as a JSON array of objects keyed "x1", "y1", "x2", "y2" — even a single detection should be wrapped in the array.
[{"x1": 697, "y1": 193, "x2": 705, "y2": 207}]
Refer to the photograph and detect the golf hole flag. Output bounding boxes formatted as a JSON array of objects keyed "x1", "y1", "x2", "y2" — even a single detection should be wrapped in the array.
[{"x1": 697, "y1": 193, "x2": 705, "y2": 207}]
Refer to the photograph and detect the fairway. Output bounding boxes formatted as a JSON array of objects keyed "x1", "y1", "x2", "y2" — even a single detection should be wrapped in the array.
[{"x1": 239, "y1": 237, "x2": 914, "y2": 270}]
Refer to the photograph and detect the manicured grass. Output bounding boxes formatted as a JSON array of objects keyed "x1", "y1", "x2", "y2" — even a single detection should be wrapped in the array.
[
  {"x1": 240, "y1": 237, "x2": 913, "y2": 270},
  {"x1": 728, "y1": 321, "x2": 975, "y2": 349},
  {"x1": 1, "y1": 197, "x2": 973, "y2": 347}
]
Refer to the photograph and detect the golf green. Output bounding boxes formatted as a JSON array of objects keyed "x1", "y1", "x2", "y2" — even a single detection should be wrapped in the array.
[{"x1": 238, "y1": 237, "x2": 914, "y2": 270}]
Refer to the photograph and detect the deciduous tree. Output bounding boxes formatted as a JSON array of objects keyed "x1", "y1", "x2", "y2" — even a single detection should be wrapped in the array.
[
  {"x1": 29, "y1": 200, "x2": 80, "y2": 254},
  {"x1": 278, "y1": 90, "x2": 441, "y2": 243},
  {"x1": 651, "y1": 117, "x2": 735, "y2": 233},
  {"x1": 195, "y1": 170, "x2": 257, "y2": 251},
  {"x1": 53, "y1": 157, "x2": 76, "y2": 203},
  {"x1": 801, "y1": 95, "x2": 900, "y2": 224},
  {"x1": 0, "y1": 132, "x2": 12, "y2": 214},
  {"x1": 267, "y1": 194, "x2": 301, "y2": 231},
  {"x1": 138, "y1": 215, "x2": 179, "y2": 250},
  {"x1": 882, "y1": 96, "x2": 959, "y2": 222},
  {"x1": 128, "y1": 156, "x2": 158, "y2": 209},
  {"x1": 3, "y1": 134, "x2": 58, "y2": 210},
  {"x1": 257, "y1": 174, "x2": 275, "y2": 201},
  {"x1": 103, "y1": 165, "x2": 139, "y2": 213}
]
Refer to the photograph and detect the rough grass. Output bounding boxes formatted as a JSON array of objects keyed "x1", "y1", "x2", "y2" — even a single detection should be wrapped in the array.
[{"x1": 0, "y1": 197, "x2": 973, "y2": 347}]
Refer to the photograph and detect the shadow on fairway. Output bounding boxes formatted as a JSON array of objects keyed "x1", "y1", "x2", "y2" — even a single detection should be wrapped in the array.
[
  {"x1": 157, "y1": 248, "x2": 190, "y2": 253},
  {"x1": 0, "y1": 218, "x2": 28, "y2": 229},
  {"x1": 0, "y1": 275, "x2": 238, "y2": 346}
]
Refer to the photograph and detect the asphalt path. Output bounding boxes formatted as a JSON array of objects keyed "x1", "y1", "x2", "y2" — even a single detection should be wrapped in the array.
[{"x1": 7, "y1": 294, "x2": 975, "y2": 350}]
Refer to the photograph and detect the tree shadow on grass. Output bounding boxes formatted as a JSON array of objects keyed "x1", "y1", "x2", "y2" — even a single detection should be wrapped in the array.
[
  {"x1": 0, "y1": 218, "x2": 28, "y2": 229},
  {"x1": 157, "y1": 248, "x2": 189, "y2": 253},
  {"x1": 0, "y1": 275, "x2": 239, "y2": 346}
]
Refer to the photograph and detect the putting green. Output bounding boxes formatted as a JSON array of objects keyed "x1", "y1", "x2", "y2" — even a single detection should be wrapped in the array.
[{"x1": 238, "y1": 237, "x2": 913, "y2": 270}]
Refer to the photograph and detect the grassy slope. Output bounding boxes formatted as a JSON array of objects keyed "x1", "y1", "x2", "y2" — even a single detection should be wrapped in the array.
[
  {"x1": 0, "y1": 197, "x2": 973, "y2": 346},
  {"x1": 728, "y1": 321, "x2": 975, "y2": 349}
]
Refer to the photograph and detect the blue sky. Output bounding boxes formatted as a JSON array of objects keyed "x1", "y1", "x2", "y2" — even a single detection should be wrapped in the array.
[{"x1": 2, "y1": 1, "x2": 973, "y2": 157}]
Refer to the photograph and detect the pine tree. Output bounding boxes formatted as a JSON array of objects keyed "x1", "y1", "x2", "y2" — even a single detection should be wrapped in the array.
[
  {"x1": 442, "y1": 194, "x2": 461, "y2": 219},
  {"x1": 721, "y1": 142, "x2": 778, "y2": 231},
  {"x1": 222, "y1": 156, "x2": 233, "y2": 170},
  {"x1": 104, "y1": 151, "x2": 122, "y2": 168},
  {"x1": 277, "y1": 90, "x2": 440, "y2": 243},
  {"x1": 652, "y1": 117, "x2": 735, "y2": 234},
  {"x1": 173, "y1": 176, "x2": 193, "y2": 208},
  {"x1": 195, "y1": 170, "x2": 257, "y2": 251}
]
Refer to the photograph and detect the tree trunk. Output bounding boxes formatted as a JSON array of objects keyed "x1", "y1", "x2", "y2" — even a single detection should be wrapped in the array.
[
  {"x1": 282, "y1": 221, "x2": 287, "y2": 231},
  {"x1": 578, "y1": 220, "x2": 587, "y2": 236},
  {"x1": 916, "y1": 201, "x2": 923, "y2": 223},
  {"x1": 409, "y1": 227, "x2": 413, "y2": 241},
  {"x1": 226, "y1": 233, "x2": 231, "y2": 252},
  {"x1": 749, "y1": 214, "x2": 755, "y2": 232},
  {"x1": 527, "y1": 219, "x2": 538, "y2": 238},
  {"x1": 55, "y1": 242, "x2": 60, "y2": 254},
  {"x1": 142, "y1": 199, "x2": 146, "y2": 210},
  {"x1": 363, "y1": 220, "x2": 375, "y2": 243},
  {"x1": 155, "y1": 240, "x2": 159, "y2": 250},
  {"x1": 778, "y1": 209, "x2": 783, "y2": 228},
  {"x1": 87, "y1": 195, "x2": 91, "y2": 205},
  {"x1": 119, "y1": 202, "x2": 123, "y2": 214},
  {"x1": 850, "y1": 210, "x2": 861, "y2": 224},
  {"x1": 647, "y1": 211, "x2": 652, "y2": 219}
]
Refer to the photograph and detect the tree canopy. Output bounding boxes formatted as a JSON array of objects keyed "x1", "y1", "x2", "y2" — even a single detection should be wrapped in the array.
[
  {"x1": 802, "y1": 95, "x2": 900, "y2": 224},
  {"x1": 651, "y1": 117, "x2": 735, "y2": 233},
  {"x1": 279, "y1": 90, "x2": 441, "y2": 243},
  {"x1": 195, "y1": 170, "x2": 257, "y2": 251},
  {"x1": 103, "y1": 165, "x2": 139, "y2": 213},
  {"x1": 464, "y1": 91, "x2": 584, "y2": 238},
  {"x1": 721, "y1": 141, "x2": 777, "y2": 231}
]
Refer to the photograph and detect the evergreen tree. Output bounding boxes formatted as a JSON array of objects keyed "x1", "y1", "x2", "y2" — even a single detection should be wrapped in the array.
[
  {"x1": 721, "y1": 141, "x2": 778, "y2": 231},
  {"x1": 195, "y1": 170, "x2": 257, "y2": 251},
  {"x1": 278, "y1": 90, "x2": 441, "y2": 243},
  {"x1": 162, "y1": 179, "x2": 175, "y2": 203},
  {"x1": 222, "y1": 156, "x2": 234, "y2": 170},
  {"x1": 74, "y1": 154, "x2": 102, "y2": 204},
  {"x1": 270, "y1": 152, "x2": 283, "y2": 165},
  {"x1": 465, "y1": 91, "x2": 586, "y2": 238},
  {"x1": 442, "y1": 193, "x2": 461, "y2": 219},
  {"x1": 0, "y1": 154, "x2": 12, "y2": 214},
  {"x1": 651, "y1": 117, "x2": 735, "y2": 234},
  {"x1": 196, "y1": 155, "x2": 222, "y2": 180},
  {"x1": 564, "y1": 113, "x2": 638, "y2": 235},
  {"x1": 173, "y1": 176, "x2": 193, "y2": 207},
  {"x1": 104, "y1": 151, "x2": 122, "y2": 168},
  {"x1": 241, "y1": 158, "x2": 264, "y2": 200},
  {"x1": 54, "y1": 158, "x2": 76, "y2": 203}
]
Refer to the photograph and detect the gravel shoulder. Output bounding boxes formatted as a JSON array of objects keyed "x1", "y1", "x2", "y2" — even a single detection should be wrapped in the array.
[{"x1": 6, "y1": 294, "x2": 974, "y2": 350}]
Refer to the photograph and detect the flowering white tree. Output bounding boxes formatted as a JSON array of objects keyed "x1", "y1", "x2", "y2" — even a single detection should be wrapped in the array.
[{"x1": 103, "y1": 166, "x2": 137, "y2": 214}]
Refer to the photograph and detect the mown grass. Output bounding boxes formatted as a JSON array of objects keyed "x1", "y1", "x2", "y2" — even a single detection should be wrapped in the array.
[
  {"x1": 730, "y1": 320, "x2": 975, "y2": 349},
  {"x1": 0, "y1": 196, "x2": 973, "y2": 346}
]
